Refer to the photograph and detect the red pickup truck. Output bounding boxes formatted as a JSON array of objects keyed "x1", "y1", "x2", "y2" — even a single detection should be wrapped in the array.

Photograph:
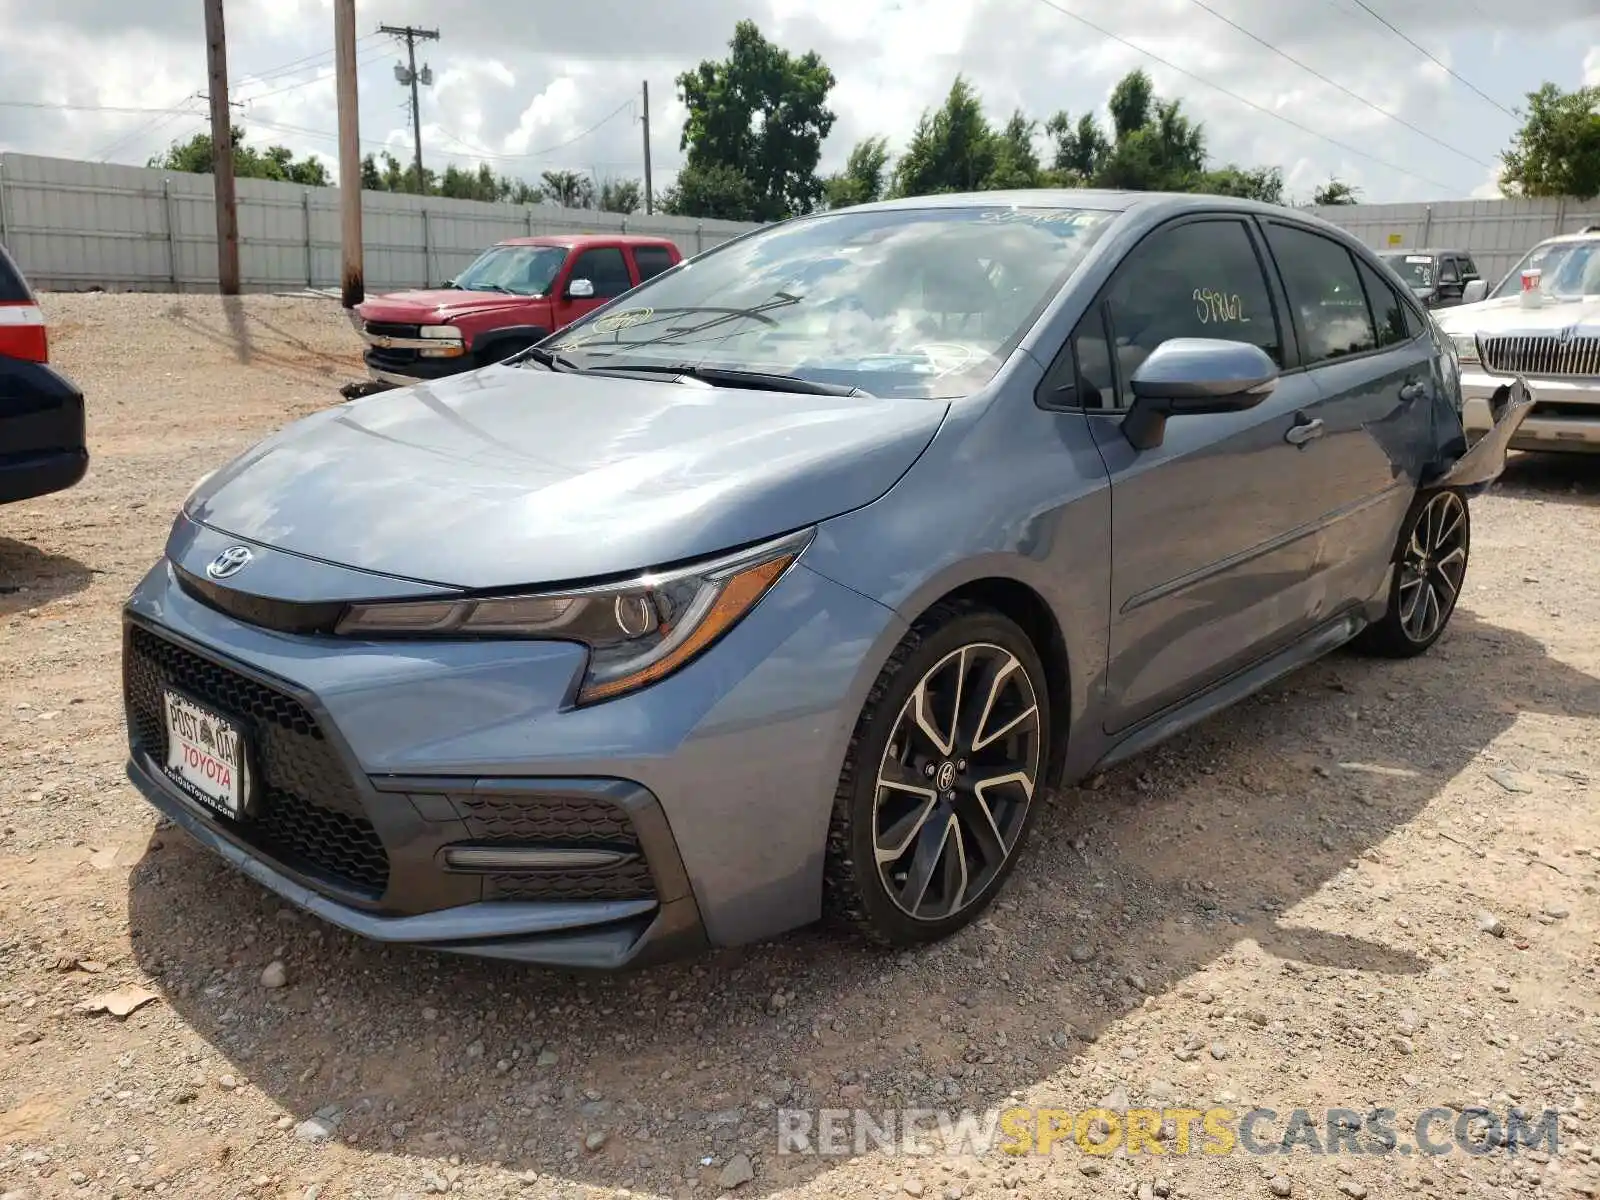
[{"x1": 355, "y1": 234, "x2": 682, "y2": 387}]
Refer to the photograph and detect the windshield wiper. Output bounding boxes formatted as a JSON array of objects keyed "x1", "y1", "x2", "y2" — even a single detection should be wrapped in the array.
[
  {"x1": 517, "y1": 346, "x2": 586, "y2": 372},
  {"x1": 611, "y1": 293, "x2": 804, "y2": 350},
  {"x1": 581, "y1": 361, "x2": 866, "y2": 397}
]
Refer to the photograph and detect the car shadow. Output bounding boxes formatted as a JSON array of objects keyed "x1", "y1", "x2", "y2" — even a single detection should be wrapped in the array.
[
  {"x1": 1492, "y1": 450, "x2": 1600, "y2": 507},
  {"x1": 0, "y1": 538, "x2": 95, "y2": 617},
  {"x1": 125, "y1": 610, "x2": 1600, "y2": 1194}
]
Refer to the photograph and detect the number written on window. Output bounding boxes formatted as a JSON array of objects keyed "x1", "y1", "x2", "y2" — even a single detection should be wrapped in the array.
[{"x1": 1194, "y1": 288, "x2": 1245, "y2": 324}]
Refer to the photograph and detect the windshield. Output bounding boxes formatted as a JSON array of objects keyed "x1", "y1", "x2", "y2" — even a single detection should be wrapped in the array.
[
  {"x1": 453, "y1": 244, "x2": 569, "y2": 296},
  {"x1": 1490, "y1": 238, "x2": 1600, "y2": 300},
  {"x1": 1381, "y1": 253, "x2": 1435, "y2": 290},
  {"x1": 546, "y1": 205, "x2": 1115, "y2": 399}
]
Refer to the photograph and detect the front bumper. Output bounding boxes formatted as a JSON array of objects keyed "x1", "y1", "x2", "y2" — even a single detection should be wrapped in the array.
[
  {"x1": 362, "y1": 348, "x2": 473, "y2": 387},
  {"x1": 121, "y1": 537, "x2": 903, "y2": 965},
  {"x1": 1463, "y1": 370, "x2": 1600, "y2": 451}
]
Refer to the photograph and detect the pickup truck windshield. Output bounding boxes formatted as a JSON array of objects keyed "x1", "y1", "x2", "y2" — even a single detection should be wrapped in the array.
[
  {"x1": 1380, "y1": 253, "x2": 1434, "y2": 289},
  {"x1": 1491, "y1": 238, "x2": 1600, "y2": 300},
  {"x1": 453, "y1": 244, "x2": 569, "y2": 297},
  {"x1": 548, "y1": 205, "x2": 1115, "y2": 399}
]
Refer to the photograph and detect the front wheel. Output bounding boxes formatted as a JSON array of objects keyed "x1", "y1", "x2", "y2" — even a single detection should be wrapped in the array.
[
  {"x1": 824, "y1": 604, "x2": 1051, "y2": 946},
  {"x1": 1354, "y1": 488, "x2": 1470, "y2": 658}
]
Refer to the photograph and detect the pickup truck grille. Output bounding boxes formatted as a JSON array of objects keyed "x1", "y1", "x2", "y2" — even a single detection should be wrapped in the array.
[
  {"x1": 1481, "y1": 334, "x2": 1600, "y2": 380},
  {"x1": 363, "y1": 321, "x2": 421, "y2": 340}
]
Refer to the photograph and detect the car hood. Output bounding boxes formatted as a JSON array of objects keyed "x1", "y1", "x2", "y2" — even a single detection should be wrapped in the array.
[
  {"x1": 1436, "y1": 293, "x2": 1600, "y2": 335},
  {"x1": 358, "y1": 289, "x2": 541, "y2": 324},
  {"x1": 186, "y1": 365, "x2": 949, "y2": 590}
]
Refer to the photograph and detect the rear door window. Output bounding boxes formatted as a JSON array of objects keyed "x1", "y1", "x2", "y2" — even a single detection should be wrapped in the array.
[
  {"x1": 632, "y1": 245, "x2": 676, "y2": 282},
  {"x1": 1355, "y1": 258, "x2": 1414, "y2": 348},
  {"x1": 1264, "y1": 224, "x2": 1377, "y2": 365}
]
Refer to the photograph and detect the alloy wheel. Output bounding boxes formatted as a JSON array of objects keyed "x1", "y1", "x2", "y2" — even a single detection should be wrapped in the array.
[
  {"x1": 1397, "y1": 491, "x2": 1468, "y2": 644},
  {"x1": 872, "y1": 642, "x2": 1042, "y2": 922}
]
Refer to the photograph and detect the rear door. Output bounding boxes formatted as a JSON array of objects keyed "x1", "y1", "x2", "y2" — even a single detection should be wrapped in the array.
[
  {"x1": 631, "y1": 244, "x2": 678, "y2": 283},
  {"x1": 1071, "y1": 214, "x2": 1329, "y2": 733},
  {"x1": 1260, "y1": 220, "x2": 1436, "y2": 611}
]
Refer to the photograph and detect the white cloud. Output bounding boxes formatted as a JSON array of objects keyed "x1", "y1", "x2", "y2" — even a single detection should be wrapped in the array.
[{"x1": 1, "y1": 0, "x2": 1596, "y2": 203}]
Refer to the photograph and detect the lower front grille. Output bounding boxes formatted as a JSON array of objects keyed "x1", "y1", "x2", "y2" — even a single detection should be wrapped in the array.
[
  {"x1": 124, "y1": 626, "x2": 391, "y2": 897},
  {"x1": 454, "y1": 791, "x2": 657, "y2": 903},
  {"x1": 1481, "y1": 334, "x2": 1600, "y2": 379}
]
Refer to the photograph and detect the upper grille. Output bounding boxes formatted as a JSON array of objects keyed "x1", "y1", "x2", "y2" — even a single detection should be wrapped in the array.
[
  {"x1": 124, "y1": 626, "x2": 390, "y2": 897},
  {"x1": 363, "y1": 321, "x2": 421, "y2": 339},
  {"x1": 1480, "y1": 334, "x2": 1600, "y2": 379},
  {"x1": 454, "y1": 792, "x2": 656, "y2": 903}
]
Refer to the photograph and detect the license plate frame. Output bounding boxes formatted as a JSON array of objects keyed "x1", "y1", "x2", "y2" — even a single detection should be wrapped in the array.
[{"x1": 161, "y1": 689, "x2": 254, "y2": 820}]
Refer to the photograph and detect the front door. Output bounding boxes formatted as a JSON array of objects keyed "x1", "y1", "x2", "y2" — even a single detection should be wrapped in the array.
[
  {"x1": 553, "y1": 246, "x2": 635, "y2": 328},
  {"x1": 1075, "y1": 215, "x2": 1330, "y2": 733}
]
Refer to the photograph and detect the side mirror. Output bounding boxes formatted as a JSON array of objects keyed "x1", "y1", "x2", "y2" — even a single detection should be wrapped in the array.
[
  {"x1": 567, "y1": 278, "x2": 596, "y2": 299},
  {"x1": 1122, "y1": 338, "x2": 1278, "y2": 451},
  {"x1": 1462, "y1": 279, "x2": 1488, "y2": 305}
]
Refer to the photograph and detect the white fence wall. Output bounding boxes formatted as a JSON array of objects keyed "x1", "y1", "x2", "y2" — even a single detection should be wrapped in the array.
[
  {"x1": 4, "y1": 151, "x2": 1597, "y2": 299},
  {"x1": 0, "y1": 152, "x2": 759, "y2": 294},
  {"x1": 1310, "y1": 196, "x2": 1600, "y2": 289}
]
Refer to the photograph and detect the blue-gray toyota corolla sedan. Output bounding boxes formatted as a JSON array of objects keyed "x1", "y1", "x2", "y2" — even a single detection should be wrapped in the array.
[{"x1": 123, "y1": 191, "x2": 1532, "y2": 969}]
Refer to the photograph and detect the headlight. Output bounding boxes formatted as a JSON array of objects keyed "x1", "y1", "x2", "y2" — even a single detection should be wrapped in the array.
[
  {"x1": 1450, "y1": 332, "x2": 1480, "y2": 365},
  {"x1": 419, "y1": 324, "x2": 465, "y2": 358},
  {"x1": 183, "y1": 469, "x2": 217, "y2": 510},
  {"x1": 334, "y1": 529, "x2": 813, "y2": 704}
]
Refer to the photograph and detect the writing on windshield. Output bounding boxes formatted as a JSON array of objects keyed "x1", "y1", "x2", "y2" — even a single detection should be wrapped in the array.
[{"x1": 547, "y1": 205, "x2": 1114, "y2": 399}]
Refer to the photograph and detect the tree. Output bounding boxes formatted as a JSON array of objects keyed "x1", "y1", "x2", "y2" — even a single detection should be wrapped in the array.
[
  {"x1": 893, "y1": 76, "x2": 998, "y2": 197},
  {"x1": 1499, "y1": 83, "x2": 1600, "y2": 199},
  {"x1": 1312, "y1": 176, "x2": 1362, "y2": 205},
  {"x1": 598, "y1": 178, "x2": 643, "y2": 214},
  {"x1": 823, "y1": 136, "x2": 891, "y2": 209},
  {"x1": 1198, "y1": 165, "x2": 1285, "y2": 204},
  {"x1": 676, "y1": 20, "x2": 837, "y2": 221},
  {"x1": 540, "y1": 169, "x2": 595, "y2": 210},
  {"x1": 1108, "y1": 70, "x2": 1155, "y2": 143},
  {"x1": 1045, "y1": 110, "x2": 1110, "y2": 182},
  {"x1": 1093, "y1": 88, "x2": 1207, "y2": 191},
  {"x1": 660, "y1": 162, "x2": 758, "y2": 221},
  {"x1": 985, "y1": 112, "x2": 1043, "y2": 190},
  {"x1": 149, "y1": 126, "x2": 328, "y2": 186}
]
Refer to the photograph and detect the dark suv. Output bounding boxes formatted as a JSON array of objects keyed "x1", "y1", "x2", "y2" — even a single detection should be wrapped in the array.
[
  {"x1": 1378, "y1": 248, "x2": 1481, "y2": 310},
  {"x1": 0, "y1": 244, "x2": 87, "y2": 503}
]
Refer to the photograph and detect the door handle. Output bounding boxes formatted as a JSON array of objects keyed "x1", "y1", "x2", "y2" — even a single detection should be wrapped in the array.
[
  {"x1": 1285, "y1": 418, "x2": 1325, "y2": 446},
  {"x1": 1399, "y1": 380, "x2": 1428, "y2": 403}
]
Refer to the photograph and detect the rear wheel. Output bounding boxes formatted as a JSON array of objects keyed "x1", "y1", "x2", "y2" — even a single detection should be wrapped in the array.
[
  {"x1": 1354, "y1": 488, "x2": 1470, "y2": 658},
  {"x1": 824, "y1": 604, "x2": 1051, "y2": 946}
]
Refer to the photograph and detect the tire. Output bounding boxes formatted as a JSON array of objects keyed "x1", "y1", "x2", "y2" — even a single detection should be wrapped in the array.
[
  {"x1": 824, "y1": 602, "x2": 1052, "y2": 947},
  {"x1": 1353, "y1": 488, "x2": 1470, "y2": 659}
]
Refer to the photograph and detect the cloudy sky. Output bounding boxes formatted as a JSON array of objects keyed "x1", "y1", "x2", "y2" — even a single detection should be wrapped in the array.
[{"x1": 1, "y1": 0, "x2": 1597, "y2": 206}]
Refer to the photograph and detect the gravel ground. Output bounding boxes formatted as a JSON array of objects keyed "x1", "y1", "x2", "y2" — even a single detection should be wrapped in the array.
[{"x1": 3, "y1": 292, "x2": 1600, "y2": 1200}]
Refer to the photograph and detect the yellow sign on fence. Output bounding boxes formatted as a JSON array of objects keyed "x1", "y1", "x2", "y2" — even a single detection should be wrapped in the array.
[{"x1": 1387, "y1": 233, "x2": 1404, "y2": 246}]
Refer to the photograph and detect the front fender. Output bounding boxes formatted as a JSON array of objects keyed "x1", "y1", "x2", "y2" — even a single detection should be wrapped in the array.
[{"x1": 1426, "y1": 377, "x2": 1535, "y2": 493}]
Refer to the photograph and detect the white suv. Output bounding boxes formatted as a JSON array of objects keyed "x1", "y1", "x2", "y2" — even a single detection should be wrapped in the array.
[{"x1": 1435, "y1": 229, "x2": 1600, "y2": 453}]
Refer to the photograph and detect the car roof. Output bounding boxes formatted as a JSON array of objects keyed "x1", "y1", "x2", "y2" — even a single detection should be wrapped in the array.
[
  {"x1": 494, "y1": 234, "x2": 676, "y2": 248},
  {"x1": 829, "y1": 188, "x2": 1375, "y2": 239}
]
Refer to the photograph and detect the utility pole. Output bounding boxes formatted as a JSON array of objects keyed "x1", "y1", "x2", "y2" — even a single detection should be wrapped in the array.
[
  {"x1": 641, "y1": 81, "x2": 653, "y2": 215},
  {"x1": 202, "y1": 0, "x2": 240, "y2": 294},
  {"x1": 335, "y1": 0, "x2": 363, "y2": 307},
  {"x1": 380, "y1": 24, "x2": 439, "y2": 193}
]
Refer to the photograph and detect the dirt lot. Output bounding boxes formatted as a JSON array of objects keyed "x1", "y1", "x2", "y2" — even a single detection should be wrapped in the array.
[{"x1": 2, "y1": 293, "x2": 1599, "y2": 1200}]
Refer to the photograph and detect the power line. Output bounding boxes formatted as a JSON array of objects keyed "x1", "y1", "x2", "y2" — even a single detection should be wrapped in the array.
[
  {"x1": 240, "y1": 50, "x2": 389, "y2": 104},
  {"x1": 429, "y1": 98, "x2": 635, "y2": 163},
  {"x1": 1344, "y1": 0, "x2": 1517, "y2": 118},
  {"x1": 1025, "y1": 0, "x2": 1460, "y2": 194},
  {"x1": 0, "y1": 99, "x2": 195, "y2": 114},
  {"x1": 379, "y1": 24, "x2": 440, "y2": 189},
  {"x1": 1184, "y1": 0, "x2": 1492, "y2": 167}
]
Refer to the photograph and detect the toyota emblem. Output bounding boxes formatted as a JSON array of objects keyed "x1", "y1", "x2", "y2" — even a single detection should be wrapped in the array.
[{"x1": 206, "y1": 546, "x2": 254, "y2": 580}]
